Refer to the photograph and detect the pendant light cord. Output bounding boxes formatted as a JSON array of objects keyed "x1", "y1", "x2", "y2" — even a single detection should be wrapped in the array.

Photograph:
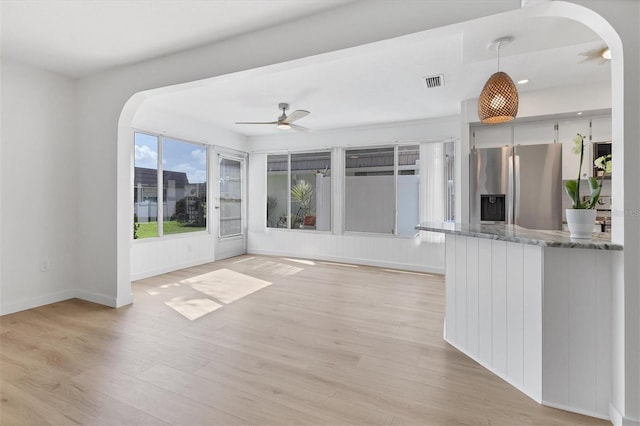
[{"x1": 497, "y1": 42, "x2": 501, "y2": 72}]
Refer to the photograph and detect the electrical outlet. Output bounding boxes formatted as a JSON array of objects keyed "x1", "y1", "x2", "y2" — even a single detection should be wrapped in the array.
[{"x1": 39, "y1": 259, "x2": 50, "y2": 272}]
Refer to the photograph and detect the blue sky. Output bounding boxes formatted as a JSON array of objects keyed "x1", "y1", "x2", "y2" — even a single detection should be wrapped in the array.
[{"x1": 134, "y1": 133, "x2": 207, "y2": 183}]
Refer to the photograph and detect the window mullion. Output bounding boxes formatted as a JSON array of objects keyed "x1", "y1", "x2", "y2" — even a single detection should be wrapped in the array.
[
  {"x1": 394, "y1": 144, "x2": 399, "y2": 235},
  {"x1": 157, "y1": 136, "x2": 164, "y2": 237}
]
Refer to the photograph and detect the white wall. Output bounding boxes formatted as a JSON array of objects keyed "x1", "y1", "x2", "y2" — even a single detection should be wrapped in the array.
[
  {"x1": 0, "y1": 58, "x2": 79, "y2": 314},
  {"x1": 129, "y1": 103, "x2": 248, "y2": 280}
]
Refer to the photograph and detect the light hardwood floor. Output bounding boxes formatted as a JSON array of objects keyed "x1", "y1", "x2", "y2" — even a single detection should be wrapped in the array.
[{"x1": 1, "y1": 255, "x2": 606, "y2": 425}]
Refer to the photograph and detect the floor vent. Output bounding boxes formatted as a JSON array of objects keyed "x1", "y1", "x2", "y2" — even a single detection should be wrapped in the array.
[{"x1": 425, "y1": 74, "x2": 444, "y2": 88}]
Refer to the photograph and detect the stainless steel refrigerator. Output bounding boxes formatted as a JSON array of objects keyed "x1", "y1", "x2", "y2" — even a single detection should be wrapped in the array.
[{"x1": 470, "y1": 143, "x2": 563, "y2": 230}]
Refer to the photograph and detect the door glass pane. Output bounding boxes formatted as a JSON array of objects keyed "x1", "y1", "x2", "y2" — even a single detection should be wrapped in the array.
[
  {"x1": 290, "y1": 152, "x2": 331, "y2": 230},
  {"x1": 345, "y1": 147, "x2": 395, "y2": 233},
  {"x1": 267, "y1": 154, "x2": 289, "y2": 228},
  {"x1": 397, "y1": 145, "x2": 420, "y2": 235},
  {"x1": 219, "y1": 157, "x2": 242, "y2": 237},
  {"x1": 162, "y1": 138, "x2": 207, "y2": 235},
  {"x1": 133, "y1": 132, "x2": 159, "y2": 239}
]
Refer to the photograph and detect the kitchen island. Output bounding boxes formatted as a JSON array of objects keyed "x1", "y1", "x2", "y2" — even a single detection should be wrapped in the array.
[{"x1": 416, "y1": 222, "x2": 622, "y2": 420}]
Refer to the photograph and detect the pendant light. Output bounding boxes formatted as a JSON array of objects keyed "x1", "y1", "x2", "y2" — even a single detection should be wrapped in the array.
[{"x1": 478, "y1": 37, "x2": 519, "y2": 124}]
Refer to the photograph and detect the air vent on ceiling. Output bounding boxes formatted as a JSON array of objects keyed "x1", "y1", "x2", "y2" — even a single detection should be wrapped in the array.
[{"x1": 424, "y1": 74, "x2": 444, "y2": 88}]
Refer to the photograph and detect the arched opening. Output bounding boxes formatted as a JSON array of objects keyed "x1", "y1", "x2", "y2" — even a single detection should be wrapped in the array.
[{"x1": 114, "y1": 2, "x2": 636, "y2": 420}]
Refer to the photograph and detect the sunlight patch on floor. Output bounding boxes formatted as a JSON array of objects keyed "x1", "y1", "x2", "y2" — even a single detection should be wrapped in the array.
[
  {"x1": 164, "y1": 296, "x2": 222, "y2": 320},
  {"x1": 251, "y1": 260, "x2": 303, "y2": 277},
  {"x1": 318, "y1": 261, "x2": 360, "y2": 268},
  {"x1": 282, "y1": 258, "x2": 316, "y2": 266},
  {"x1": 381, "y1": 268, "x2": 435, "y2": 277},
  {"x1": 146, "y1": 282, "x2": 181, "y2": 296},
  {"x1": 181, "y1": 269, "x2": 272, "y2": 304},
  {"x1": 233, "y1": 257, "x2": 255, "y2": 264},
  {"x1": 145, "y1": 268, "x2": 273, "y2": 320}
]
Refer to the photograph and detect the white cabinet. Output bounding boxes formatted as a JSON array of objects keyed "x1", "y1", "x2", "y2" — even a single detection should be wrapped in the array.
[
  {"x1": 472, "y1": 125, "x2": 511, "y2": 148},
  {"x1": 559, "y1": 119, "x2": 591, "y2": 180},
  {"x1": 591, "y1": 116, "x2": 612, "y2": 142},
  {"x1": 514, "y1": 122, "x2": 556, "y2": 146}
]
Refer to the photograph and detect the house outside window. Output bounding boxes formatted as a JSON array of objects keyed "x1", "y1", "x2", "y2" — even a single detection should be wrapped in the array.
[{"x1": 133, "y1": 132, "x2": 207, "y2": 239}]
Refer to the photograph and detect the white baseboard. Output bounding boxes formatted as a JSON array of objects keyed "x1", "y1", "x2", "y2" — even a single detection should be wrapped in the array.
[
  {"x1": 247, "y1": 248, "x2": 444, "y2": 274},
  {"x1": 610, "y1": 403, "x2": 640, "y2": 426},
  {"x1": 75, "y1": 289, "x2": 118, "y2": 308},
  {"x1": 130, "y1": 256, "x2": 215, "y2": 281},
  {"x1": 541, "y1": 400, "x2": 609, "y2": 422},
  {"x1": 0, "y1": 289, "x2": 75, "y2": 316},
  {"x1": 1, "y1": 288, "x2": 121, "y2": 316}
]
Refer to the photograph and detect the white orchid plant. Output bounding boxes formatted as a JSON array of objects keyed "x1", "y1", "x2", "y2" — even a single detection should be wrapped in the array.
[{"x1": 564, "y1": 133, "x2": 612, "y2": 209}]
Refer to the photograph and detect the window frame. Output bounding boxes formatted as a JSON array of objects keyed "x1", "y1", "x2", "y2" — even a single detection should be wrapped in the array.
[
  {"x1": 132, "y1": 129, "x2": 210, "y2": 242},
  {"x1": 343, "y1": 143, "x2": 420, "y2": 237},
  {"x1": 218, "y1": 153, "x2": 245, "y2": 239},
  {"x1": 265, "y1": 149, "x2": 333, "y2": 233}
]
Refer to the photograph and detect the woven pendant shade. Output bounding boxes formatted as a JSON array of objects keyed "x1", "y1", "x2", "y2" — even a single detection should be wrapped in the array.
[{"x1": 478, "y1": 71, "x2": 519, "y2": 124}]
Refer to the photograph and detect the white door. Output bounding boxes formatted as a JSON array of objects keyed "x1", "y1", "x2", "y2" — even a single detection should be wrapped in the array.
[{"x1": 214, "y1": 150, "x2": 247, "y2": 260}]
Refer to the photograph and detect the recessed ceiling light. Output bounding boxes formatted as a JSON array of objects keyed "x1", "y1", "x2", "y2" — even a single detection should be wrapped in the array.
[
  {"x1": 577, "y1": 112, "x2": 583, "y2": 115},
  {"x1": 517, "y1": 79, "x2": 529, "y2": 85}
]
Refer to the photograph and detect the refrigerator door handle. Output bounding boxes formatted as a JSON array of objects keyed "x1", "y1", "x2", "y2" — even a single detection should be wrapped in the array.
[
  {"x1": 513, "y1": 152, "x2": 520, "y2": 226},
  {"x1": 508, "y1": 149, "x2": 514, "y2": 225}
]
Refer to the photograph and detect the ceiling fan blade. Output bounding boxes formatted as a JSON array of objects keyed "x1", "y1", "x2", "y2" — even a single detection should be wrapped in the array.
[
  {"x1": 283, "y1": 110, "x2": 310, "y2": 123},
  {"x1": 235, "y1": 121, "x2": 278, "y2": 125},
  {"x1": 290, "y1": 123, "x2": 312, "y2": 133}
]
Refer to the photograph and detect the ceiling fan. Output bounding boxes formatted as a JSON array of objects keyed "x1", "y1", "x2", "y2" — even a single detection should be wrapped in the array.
[
  {"x1": 235, "y1": 103, "x2": 311, "y2": 132},
  {"x1": 579, "y1": 45, "x2": 611, "y2": 64}
]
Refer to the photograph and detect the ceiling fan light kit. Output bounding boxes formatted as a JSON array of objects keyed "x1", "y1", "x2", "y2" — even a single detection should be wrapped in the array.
[
  {"x1": 478, "y1": 36, "x2": 519, "y2": 124},
  {"x1": 579, "y1": 45, "x2": 611, "y2": 64},
  {"x1": 235, "y1": 102, "x2": 311, "y2": 132}
]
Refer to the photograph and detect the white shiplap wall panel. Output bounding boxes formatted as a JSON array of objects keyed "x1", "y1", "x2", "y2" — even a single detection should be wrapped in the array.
[
  {"x1": 444, "y1": 235, "x2": 611, "y2": 417},
  {"x1": 131, "y1": 233, "x2": 216, "y2": 281},
  {"x1": 466, "y1": 237, "x2": 479, "y2": 358},
  {"x1": 595, "y1": 252, "x2": 612, "y2": 415},
  {"x1": 542, "y1": 247, "x2": 613, "y2": 419},
  {"x1": 491, "y1": 240, "x2": 508, "y2": 377},
  {"x1": 455, "y1": 235, "x2": 468, "y2": 350},
  {"x1": 568, "y1": 249, "x2": 598, "y2": 412},
  {"x1": 445, "y1": 235, "x2": 456, "y2": 342},
  {"x1": 542, "y1": 248, "x2": 570, "y2": 406},
  {"x1": 523, "y1": 244, "x2": 543, "y2": 401},
  {"x1": 477, "y1": 238, "x2": 493, "y2": 366},
  {"x1": 506, "y1": 242, "x2": 524, "y2": 389}
]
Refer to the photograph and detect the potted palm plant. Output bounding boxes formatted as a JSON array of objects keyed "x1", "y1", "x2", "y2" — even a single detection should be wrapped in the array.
[
  {"x1": 564, "y1": 133, "x2": 612, "y2": 238},
  {"x1": 290, "y1": 179, "x2": 314, "y2": 228}
]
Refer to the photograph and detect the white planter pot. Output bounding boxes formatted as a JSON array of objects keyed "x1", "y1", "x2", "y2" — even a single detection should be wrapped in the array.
[{"x1": 566, "y1": 208, "x2": 597, "y2": 239}]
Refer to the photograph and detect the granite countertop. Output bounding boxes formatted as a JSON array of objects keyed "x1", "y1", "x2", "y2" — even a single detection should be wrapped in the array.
[{"x1": 416, "y1": 222, "x2": 623, "y2": 250}]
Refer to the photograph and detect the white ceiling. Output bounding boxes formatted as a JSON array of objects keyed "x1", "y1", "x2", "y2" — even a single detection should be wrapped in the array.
[
  {"x1": 1, "y1": 1, "x2": 611, "y2": 137},
  {"x1": 144, "y1": 11, "x2": 610, "y2": 136},
  {"x1": 0, "y1": 0, "x2": 355, "y2": 77}
]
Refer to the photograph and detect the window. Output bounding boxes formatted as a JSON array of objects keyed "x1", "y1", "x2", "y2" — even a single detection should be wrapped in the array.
[
  {"x1": 134, "y1": 133, "x2": 159, "y2": 239},
  {"x1": 345, "y1": 145, "x2": 419, "y2": 235},
  {"x1": 133, "y1": 132, "x2": 207, "y2": 239},
  {"x1": 219, "y1": 156, "x2": 243, "y2": 237},
  {"x1": 266, "y1": 151, "x2": 331, "y2": 230}
]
